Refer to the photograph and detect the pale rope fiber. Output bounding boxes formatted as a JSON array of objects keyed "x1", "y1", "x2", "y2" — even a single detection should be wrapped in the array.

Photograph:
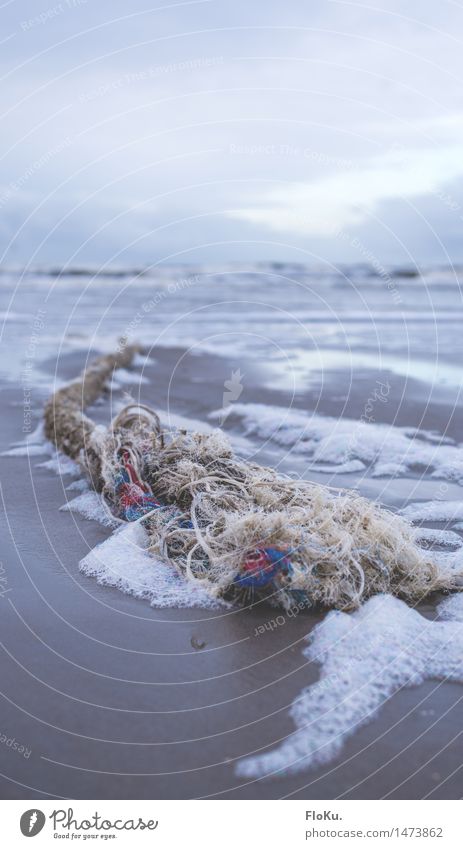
[{"x1": 44, "y1": 346, "x2": 461, "y2": 610}]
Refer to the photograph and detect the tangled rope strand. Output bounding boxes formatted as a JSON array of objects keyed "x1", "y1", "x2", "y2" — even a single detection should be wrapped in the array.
[{"x1": 44, "y1": 347, "x2": 461, "y2": 610}]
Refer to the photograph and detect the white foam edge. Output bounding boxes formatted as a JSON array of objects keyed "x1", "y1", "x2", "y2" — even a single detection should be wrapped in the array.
[
  {"x1": 60, "y1": 492, "x2": 119, "y2": 528},
  {"x1": 210, "y1": 402, "x2": 463, "y2": 486},
  {"x1": 79, "y1": 521, "x2": 223, "y2": 609},
  {"x1": 236, "y1": 592, "x2": 463, "y2": 779}
]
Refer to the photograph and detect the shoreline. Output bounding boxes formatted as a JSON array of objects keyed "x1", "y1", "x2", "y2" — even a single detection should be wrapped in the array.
[{"x1": 0, "y1": 347, "x2": 462, "y2": 799}]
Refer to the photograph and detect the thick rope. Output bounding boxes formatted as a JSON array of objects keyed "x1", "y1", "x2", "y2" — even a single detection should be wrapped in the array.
[{"x1": 44, "y1": 347, "x2": 461, "y2": 611}]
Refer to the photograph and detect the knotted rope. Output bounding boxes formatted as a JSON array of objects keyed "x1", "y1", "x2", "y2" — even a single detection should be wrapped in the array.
[{"x1": 44, "y1": 346, "x2": 460, "y2": 610}]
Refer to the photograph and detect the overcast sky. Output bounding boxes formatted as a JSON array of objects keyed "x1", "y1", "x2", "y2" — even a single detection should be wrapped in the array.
[{"x1": 2, "y1": 0, "x2": 463, "y2": 268}]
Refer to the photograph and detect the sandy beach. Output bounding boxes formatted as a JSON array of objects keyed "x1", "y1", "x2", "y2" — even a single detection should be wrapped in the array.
[
  {"x1": 1, "y1": 341, "x2": 462, "y2": 800},
  {"x1": 3, "y1": 3, "x2": 463, "y2": 833}
]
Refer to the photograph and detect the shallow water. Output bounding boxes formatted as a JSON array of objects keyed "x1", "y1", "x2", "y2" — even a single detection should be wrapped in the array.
[
  {"x1": 1, "y1": 263, "x2": 463, "y2": 392},
  {"x1": 2, "y1": 263, "x2": 463, "y2": 795}
]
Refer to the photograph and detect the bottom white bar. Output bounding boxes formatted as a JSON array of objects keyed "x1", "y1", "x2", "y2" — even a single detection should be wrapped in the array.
[{"x1": 1, "y1": 799, "x2": 459, "y2": 847}]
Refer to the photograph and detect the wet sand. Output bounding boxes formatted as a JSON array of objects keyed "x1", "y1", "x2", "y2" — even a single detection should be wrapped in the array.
[{"x1": 0, "y1": 347, "x2": 462, "y2": 800}]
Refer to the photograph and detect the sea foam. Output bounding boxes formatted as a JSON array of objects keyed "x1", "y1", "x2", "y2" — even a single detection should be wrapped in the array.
[
  {"x1": 236, "y1": 593, "x2": 463, "y2": 778},
  {"x1": 216, "y1": 402, "x2": 463, "y2": 483},
  {"x1": 79, "y1": 521, "x2": 222, "y2": 609},
  {"x1": 60, "y1": 492, "x2": 119, "y2": 528}
]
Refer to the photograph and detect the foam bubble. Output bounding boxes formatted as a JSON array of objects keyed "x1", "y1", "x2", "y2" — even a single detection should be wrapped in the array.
[
  {"x1": 37, "y1": 453, "x2": 81, "y2": 476},
  {"x1": 414, "y1": 526, "x2": 462, "y2": 548},
  {"x1": 437, "y1": 593, "x2": 463, "y2": 621},
  {"x1": 110, "y1": 367, "x2": 150, "y2": 390},
  {"x1": 66, "y1": 478, "x2": 89, "y2": 492},
  {"x1": 1, "y1": 443, "x2": 49, "y2": 457},
  {"x1": 402, "y1": 501, "x2": 463, "y2": 522}
]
